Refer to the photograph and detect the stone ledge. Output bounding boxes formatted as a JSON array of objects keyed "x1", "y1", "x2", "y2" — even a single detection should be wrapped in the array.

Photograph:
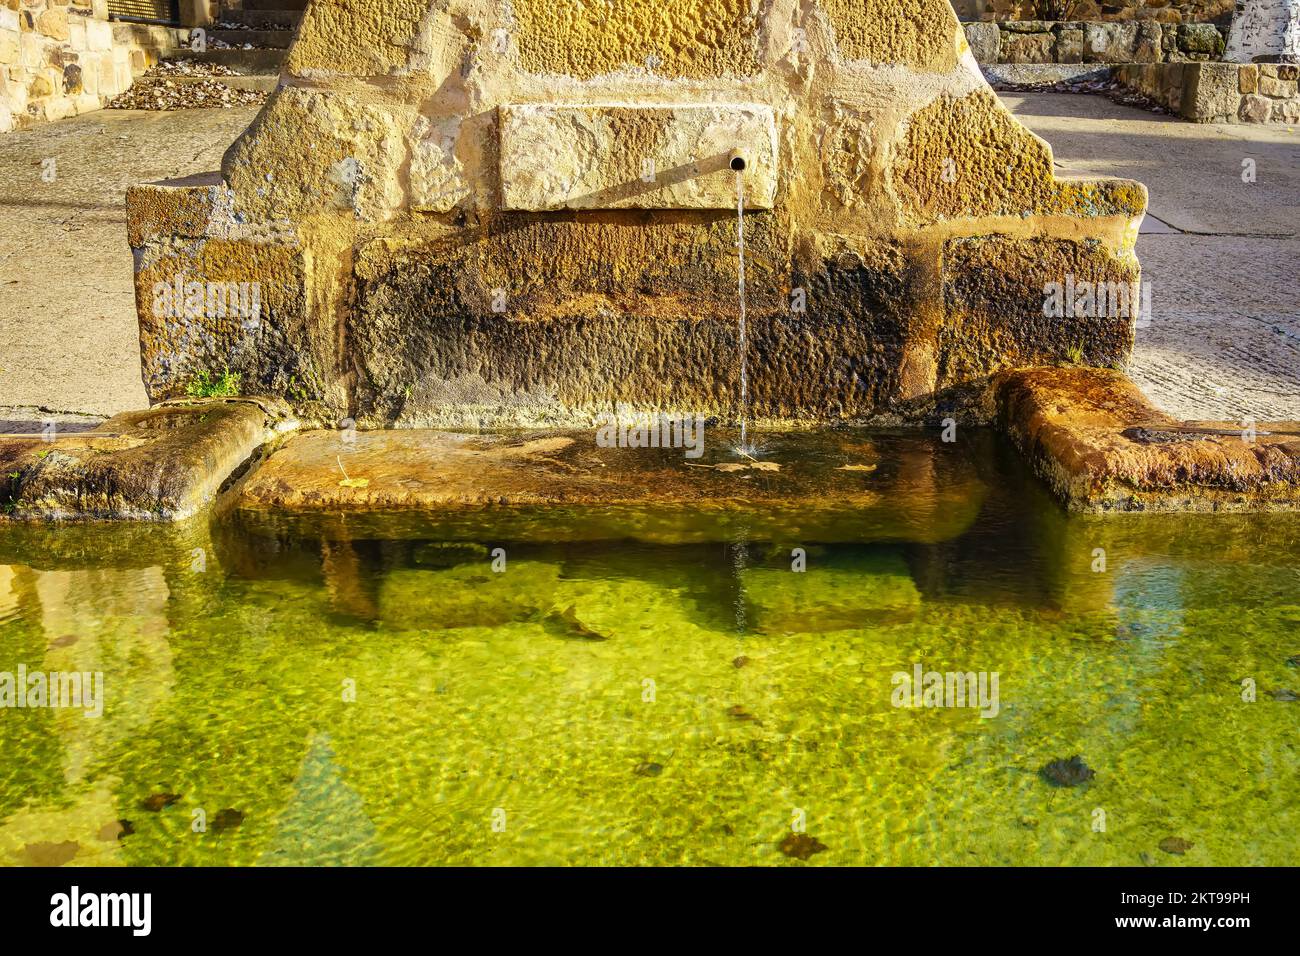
[
  {"x1": 229, "y1": 428, "x2": 988, "y2": 545},
  {"x1": 996, "y1": 366, "x2": 1300, "y2": 513},
  {"x1": 0, "y1": 398, "x2": 297, "y2": 521}
]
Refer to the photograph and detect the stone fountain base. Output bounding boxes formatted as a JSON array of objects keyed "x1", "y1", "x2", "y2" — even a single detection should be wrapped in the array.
[{"x1": 3, "y1": 372, "x2": 1299, "y2": 523}]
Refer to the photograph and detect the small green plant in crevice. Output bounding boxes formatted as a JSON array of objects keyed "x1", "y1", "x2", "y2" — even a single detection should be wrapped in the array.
[
  {"x1": 1065, "y1": 343, "x2": 1085, "y2": 366},
  {"x1": 185, "y1": 369, "x2": 241, "y2": 399}
]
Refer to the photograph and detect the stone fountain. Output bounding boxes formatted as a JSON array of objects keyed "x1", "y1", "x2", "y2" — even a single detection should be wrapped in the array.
[{"x1": 126, "y1": 0, "x2": 1148, "y2": 431}]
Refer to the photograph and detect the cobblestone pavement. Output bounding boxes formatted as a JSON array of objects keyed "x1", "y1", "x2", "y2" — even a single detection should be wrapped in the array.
[
  {"x1": 1006, "y1": 92, "x2": 1300, "y2": 423},
  {"x1": 0, "y1": 106, "x2": 259, "y2": 418},
  {"x1": 0, "y1": 96, "x2": 1295, "y2": 424}
]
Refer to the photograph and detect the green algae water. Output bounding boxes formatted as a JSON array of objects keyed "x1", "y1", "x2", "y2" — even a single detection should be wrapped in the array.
[{"x1": 0, "y1": 432, "x2": 1297, "y2": 866}]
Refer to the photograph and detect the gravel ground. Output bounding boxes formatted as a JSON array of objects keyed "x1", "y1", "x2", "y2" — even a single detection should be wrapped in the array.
[{"x1": 0, "y1": 106, "x2": 259, "y2": 417}]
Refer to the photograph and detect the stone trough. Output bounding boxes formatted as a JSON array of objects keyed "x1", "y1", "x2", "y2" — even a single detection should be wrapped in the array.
[{"x1": 2, "y1": 0, "x2": 1298, "y2": 521}]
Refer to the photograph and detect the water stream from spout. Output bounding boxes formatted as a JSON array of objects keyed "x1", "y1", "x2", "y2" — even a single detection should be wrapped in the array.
[{"x1": 735, "y1": 169, "x2": 749, "y2": 452}]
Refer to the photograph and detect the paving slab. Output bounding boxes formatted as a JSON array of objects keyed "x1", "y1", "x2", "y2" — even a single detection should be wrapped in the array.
[
  {"x1": 1005, "y1": 92, "x2": 1300, "y2": 424},
  {"x1": 0, "y1": 106, "x2": 261, "y2": 417}
]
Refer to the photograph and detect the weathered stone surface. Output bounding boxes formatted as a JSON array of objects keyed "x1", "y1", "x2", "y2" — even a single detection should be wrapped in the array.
[
  {"x1": 498, "y1": 104, "x2": 778, "y2": 211},
  {"x1": 1177, "y1": 23, "x2": 1227, "y2": 58},
  {"x1": 128, "y1": 0, "x2": 1146, "y2": 427},
  {"x1": 1185, "y1": 62, "x2": 1246, "y2": 119},
  {"x1": 963, "y1": 22, "x2": 1000, "y2": 62},
  {"x1": 1240, "y1": 91, "x2": 1274, "y2": 120},
  {"x1": 0, "y1": 399, "x2": 296, "y2": 521},
  {"x1": 1085, "y1": 22, "x2": 1138, "y2": 62},
  {"x1": 997, "y1": 367, "x2": 1300, "y2": 513},
  {"x1": 230, "y1": 428, "x2": 988, "y2": 545},
  {"x1": 942, "y1": 236, "x2": 1140, "y2": 388},
  {"x1": 1000, "y1": 31, "x2": 1054, "y2": 63}
]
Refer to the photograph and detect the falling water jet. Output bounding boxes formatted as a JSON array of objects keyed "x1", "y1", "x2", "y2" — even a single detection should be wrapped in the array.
[{"x1": 731, "y1": 155, "x2": 758, "y2": 460}]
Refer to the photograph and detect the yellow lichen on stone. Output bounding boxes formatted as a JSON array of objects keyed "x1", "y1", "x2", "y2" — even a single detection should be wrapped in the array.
[
  {"x1": 512, "y1": 0, "x2": 761, "y2": 79},
  {"x1": 822, "y1": 0, "x2": 960, "y2": 71},
  {"x1": 285, "y1": 0, "x2": 430, "y2": 76},
  {"x1": 894, "y1": 89, "x2": 1056, "y2": 221}
]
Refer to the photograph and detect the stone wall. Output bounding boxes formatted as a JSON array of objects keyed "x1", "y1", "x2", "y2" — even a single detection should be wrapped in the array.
[
  {"x1": 1, "y1": 0, "x2": 185, "y2": 131},
  {"x1": 1118, "y1": 59, "x2": 1300, "y2": 118},
  {"x1": 953, "y1": 1, "x2": 1234, "y2": 23},
  {"x1": 964, "y1": 19, "x2": 1227, "y2": 62}
]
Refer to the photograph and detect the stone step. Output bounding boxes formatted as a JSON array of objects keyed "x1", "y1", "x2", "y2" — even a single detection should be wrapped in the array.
[
  {"x1": 164, "y1": 72, "x2": 281, "y2": 92},
  {"x1": 206, "y1": 29, "x2": 295, "y2": 49},
  {"x1": 216, "y1": 9, "x2": 302, "y2": 29},
  {"x1": 163, "y1": 48, "x2": 287, "y2": 74}
]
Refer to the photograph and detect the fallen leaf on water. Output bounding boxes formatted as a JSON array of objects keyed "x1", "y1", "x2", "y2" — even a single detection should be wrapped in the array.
[
  {"x1": 732, "y1": 655, "x2": 749, "y2": 669},
  {"x1": 836, "y1": 464, "x2": 878, "y2": 473},
  {"x1": 1039, "y1": 755, "x2": 1095, "y2": 788},
  {"x1": 633, "y1": 762, "x2": 663, "y2": 777},
  {"x1": 779, "y1": 833, "x2": 827, "y2": 860},
  {"x1": 141, "y1": 792, "x2": 182, "y2": 812}
]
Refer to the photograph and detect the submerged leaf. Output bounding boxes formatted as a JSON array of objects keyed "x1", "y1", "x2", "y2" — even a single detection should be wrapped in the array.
[
  {"x1": 1039, "y1": 755, "x2": 1095, "y2": 788},
  {"x1": 778, "y1": 833, "x2": 827, "y2": 860}
]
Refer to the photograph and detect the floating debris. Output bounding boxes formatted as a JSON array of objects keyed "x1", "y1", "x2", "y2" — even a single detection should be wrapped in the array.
[
  {"x1": 1158, "y1": 836, "x2": 1194, "y2": 855},
  {"x1": 687, "y1": 461, "x2": 781, "y2": 474},
  {"x1": 726, "y1": 704, "x2": 760, "y2": 723},
  {"x1": 778, "y1": 832, "x2": 828, "y2": 860},
  {"x1": 545, "y1": 605, "x2": 609, "y2": 642},
  {"x1": 1039, "y1": 755, "x2": 1095, "y2": 788},
  {"x1": 732, "y1": 655, "x2": 749, "y2": 668},
  {"x1": 140, "y1": 792, "x2": 183, "y2": 811},
  {"x1": 633, "y1": 762, "x2": 663, "y2": 777},
  {"x1": 1286, "y1": 654, "x2": 1300, "y2": 668},
  {"x1": 836, "y1": 463, "x2": 878, "y2": 473},
  {"x1": 97, "y1": 819, "x2": 134, "y2": 842},
  {"x1": 1270, "y1": 688, "x2": 1298, "y2": 702}
]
